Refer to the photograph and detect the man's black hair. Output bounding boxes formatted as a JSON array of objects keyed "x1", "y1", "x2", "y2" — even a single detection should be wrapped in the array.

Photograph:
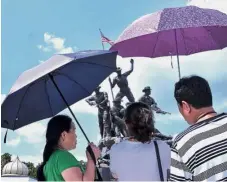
[{"x1": 174, "y1": 75, "x2": 213, "y2": 109}]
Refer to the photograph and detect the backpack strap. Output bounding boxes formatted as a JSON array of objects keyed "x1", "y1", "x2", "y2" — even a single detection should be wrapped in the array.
[{"x1": 154, "y1": 140, "x2": 164, "y2": 181}]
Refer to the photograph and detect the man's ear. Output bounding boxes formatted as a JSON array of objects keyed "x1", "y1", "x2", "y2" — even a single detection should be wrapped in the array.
[{"x1": 182, "y1": 101, "x2": 191, "y2": 113}]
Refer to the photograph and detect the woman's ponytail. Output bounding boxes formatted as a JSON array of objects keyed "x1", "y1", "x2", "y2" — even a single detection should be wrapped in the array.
[{"x1": 37, "y1": 140, "x2": 57, "y2": 181}]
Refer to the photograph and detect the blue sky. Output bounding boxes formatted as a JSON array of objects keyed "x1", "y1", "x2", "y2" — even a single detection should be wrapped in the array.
[{"x1": 1, "y1": 0, "x2": 227, "y2": 164}]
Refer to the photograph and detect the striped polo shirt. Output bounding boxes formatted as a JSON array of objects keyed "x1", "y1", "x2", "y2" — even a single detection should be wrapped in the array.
[{"x1": 169, "y1": 113, "x2": 227, "y2": 181}]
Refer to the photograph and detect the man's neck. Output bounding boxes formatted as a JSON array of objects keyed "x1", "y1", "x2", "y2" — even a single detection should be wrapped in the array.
[{"x1": 195, "y1": 106, "x2": 217, "y2": 123}]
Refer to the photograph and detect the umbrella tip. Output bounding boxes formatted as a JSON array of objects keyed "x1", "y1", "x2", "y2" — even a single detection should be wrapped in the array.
[{"x1": 4, "y1": 129, "x2": 8, "y2": 144}]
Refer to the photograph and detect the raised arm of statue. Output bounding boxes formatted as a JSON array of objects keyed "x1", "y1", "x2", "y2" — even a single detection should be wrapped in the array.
[{"x1": 123, "y1": 59, "x2": 134, "y2": 77}]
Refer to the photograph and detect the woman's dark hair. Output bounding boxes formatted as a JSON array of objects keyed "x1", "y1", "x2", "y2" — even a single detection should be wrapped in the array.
[
  {"x1": 37, "y1": 115, "x2": 72, "y2": 181},
  {"x1": 124, "y1": 102, "x2": 155, "y2": 143}
]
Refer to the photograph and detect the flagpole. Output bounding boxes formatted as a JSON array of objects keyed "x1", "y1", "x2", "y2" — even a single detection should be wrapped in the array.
[
  {"x1": 99, "y1": 29, "x2": 115, "y2": 101},
  {"x1": 99, "y1": 29, "x2": 105, "y2": 50}
]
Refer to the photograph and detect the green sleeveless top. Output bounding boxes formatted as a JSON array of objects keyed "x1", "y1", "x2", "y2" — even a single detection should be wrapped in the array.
[{"x1": 44, "y1": 149, "x2": 85, "y2": 181}]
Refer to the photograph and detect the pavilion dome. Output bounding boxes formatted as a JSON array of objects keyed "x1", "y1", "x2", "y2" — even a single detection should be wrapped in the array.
[{"x1": 2, "y1": 156, "x2": 29, "y2": 177}]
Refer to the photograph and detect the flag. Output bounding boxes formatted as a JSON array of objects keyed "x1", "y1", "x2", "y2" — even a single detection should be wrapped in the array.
[{"x1": 99, "y1": 29, "x2": 114, "y2": 46}]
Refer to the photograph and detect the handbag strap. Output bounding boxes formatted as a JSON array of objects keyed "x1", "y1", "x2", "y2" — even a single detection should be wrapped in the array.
[{"x1": 154, "y1": 140, "x2": 164, "y2": 181}]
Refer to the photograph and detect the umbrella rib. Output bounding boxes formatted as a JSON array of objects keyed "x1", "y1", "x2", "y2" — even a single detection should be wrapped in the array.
[
  {"x1": 199, "y1": 9, "x2": 222, "y2": 49},
  {"x1": 180, "y1": 28, "x2": 188, "y2": 55},
  {"x1": 45, "y1": 78, "x2": 54, "y2": 116},
  {"x1": 73, "y1": 61, "x2": 115, "y2": 70},
  {"x1": 203, "y1": 26, "x2": 221, "y2": 50},
  {"x1": 151, "y1": 32, "x2": 160, "y2": 57},
  {"x1": 56, "y1": 72, "x2": 90, "y2": 95},
  {"x1": 13, "y1": 83, "x2": 34, "y2": 130}
]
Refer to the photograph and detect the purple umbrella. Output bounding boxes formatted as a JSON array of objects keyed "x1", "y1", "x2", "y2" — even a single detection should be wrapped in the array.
[{"x1": 110, "y1": 6, "x2": 227, "y2": 79}]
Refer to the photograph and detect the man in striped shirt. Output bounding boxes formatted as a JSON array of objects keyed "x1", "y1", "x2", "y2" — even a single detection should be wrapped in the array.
[{"x1": 169, "y1": 75, "x2": 227, "y2": 181}]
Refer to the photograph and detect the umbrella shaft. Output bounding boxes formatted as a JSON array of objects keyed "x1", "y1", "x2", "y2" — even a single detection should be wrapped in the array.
[
  {"x1": 174, "y1": 29, "x2": 181, "y2": 80},
  {"x1": 49, "y1": 74, "x2": 104, "y2": 180},
  {"x1": 48, "y1": 74, "x2": 91, "y2": 143},
  {"x1": 176, "y1": 54, "x2": 181, "y2": 79}
]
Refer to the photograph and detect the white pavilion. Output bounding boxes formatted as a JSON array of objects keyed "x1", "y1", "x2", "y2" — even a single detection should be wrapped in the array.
[{"x1": 1, "y1": 156, "x2": 36, "y2": 181}]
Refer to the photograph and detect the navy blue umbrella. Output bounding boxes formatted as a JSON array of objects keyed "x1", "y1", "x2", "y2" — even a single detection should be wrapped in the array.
[{"x1": 2, "y1": 50, "x2": 118, "y2": 144}]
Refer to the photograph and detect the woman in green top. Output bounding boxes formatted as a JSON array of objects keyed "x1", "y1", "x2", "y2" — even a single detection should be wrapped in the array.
[{"x1": 37, "y1": 115, "x2": 100, "y2": 181}]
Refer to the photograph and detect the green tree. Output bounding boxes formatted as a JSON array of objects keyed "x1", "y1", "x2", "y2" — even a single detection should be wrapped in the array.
[
  {"x1": 23, "y1": 161, "x2": 37, "y2": 179},
  {"x1": 1, "y1": 153, "x2": 11, "y2": 172}
]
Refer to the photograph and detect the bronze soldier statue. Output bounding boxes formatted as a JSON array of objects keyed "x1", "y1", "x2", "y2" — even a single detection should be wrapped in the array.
[
  {"x1": 85, "y1": 86, "x2": 111, "y2": 139},
  {"x1": 110, "y1": 99, "x2": 128, "y2": 137},
  {"x1": 138, "y1": 86, "x2": 171, "y2": 115},
  {"x1": 109, "y1": 59, "x2": 135, "y2": 102},
  {"x1": 120, "y1": 102, "x2": 132, "y2": 116}
]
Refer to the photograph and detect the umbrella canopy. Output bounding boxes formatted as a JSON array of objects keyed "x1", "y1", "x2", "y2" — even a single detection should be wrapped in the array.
[
  {"x1": 110, "y1": 6, "x2": 227, "y2": 58},
  {"x1": 1, "y1": 50, "x2": 118, "y2": 130}
]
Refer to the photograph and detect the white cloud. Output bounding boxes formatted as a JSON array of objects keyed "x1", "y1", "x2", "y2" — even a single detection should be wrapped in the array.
[
  {"x1": 6, "y1": 136, "x2": 21, "y2": 147},
  {"x1": 1, "y1": 94, "x2": 6, "y2": 103},
  {"x1": 37, "y1": 45, "x2": 51, "y2": 52},
  {"x1": 16, "y1": 122, "x2": 46, "y2": 144},
  {"x1": 38, "y1": 32, "x2": 74, "y2": 54},
  {"x1": 187, "y1": 0, "x2": 227, "y2": 14}
]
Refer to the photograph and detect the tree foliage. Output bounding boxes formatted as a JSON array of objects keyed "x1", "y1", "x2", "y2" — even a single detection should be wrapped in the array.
[
  {"x1": 1, "y1": 153, "x2": 11, "y2": 172},
  {"x1": 23, "y1": 161, "x2": 37, "y2": 179}
]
